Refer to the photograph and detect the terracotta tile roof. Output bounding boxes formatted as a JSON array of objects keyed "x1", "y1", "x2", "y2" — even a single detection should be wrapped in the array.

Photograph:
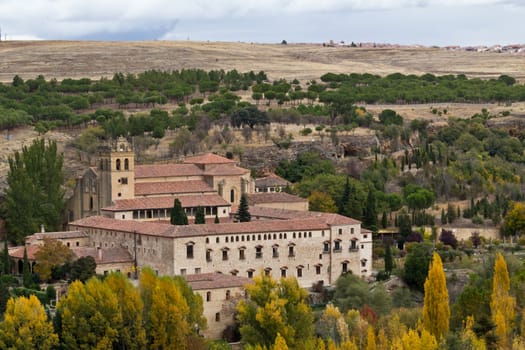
[
  {"x1": 72, "y1": 247, "x2": 133, "y2": 264},
  {"x1": 135, "y1": 164, "x2": 202, "y2": 178},
  {"x1": 26, "y1": 231, "x2": 88, "y2": 243},
  {"x1": 255, "y1": 174, "x2": 290, "y2": 188},
  {"x1": 70, "y1": 216, "x2": 181, "y2": 237},
  {"x1": 247, "y1": 206, "x2": 361, "y2": 225},
  {"x1": 203, "y1": 164, "x2": 249, "y2": 176},
  {"x1": 185, "y1": 273, "x2": 253, "y2": 290},
  {"x1": 135, "y1": 180, "x2": 215, "y2": 196},
  {"x1": 184, "y1": 153, "x2": 235, "y2": 165},
  {"x1": 69, "y1": 214, "x2": 353, "y2": 239},
  {"x1": 9, "y1": 246, "x2": 40, "y2": 260},
  {"x1": 246, "y1": 192, "x2": 308, "y2": 205},
  {"x1": 102, "y1": 194, "x2": 231, "y2": 211}
]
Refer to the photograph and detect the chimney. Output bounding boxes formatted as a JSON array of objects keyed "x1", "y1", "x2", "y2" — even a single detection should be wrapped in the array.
[
  {"x1": 97, "y1": 247, "x2": 102, "y2": 261},
  {"x1": 40, "y1": 224, "x2": 45, "y2": 233}
]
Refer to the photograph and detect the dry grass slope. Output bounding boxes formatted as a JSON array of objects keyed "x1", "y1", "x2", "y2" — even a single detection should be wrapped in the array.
[{"x1": 1, "y1": 41, "x2": 525, "y2": 82}]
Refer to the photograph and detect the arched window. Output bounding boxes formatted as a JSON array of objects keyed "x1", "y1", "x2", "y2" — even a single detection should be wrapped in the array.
[
  {"x1": 116, "y1": 159, "x2": 121, "y2": 171},
  {"x1": 124, "y1": 158, "x2": 129, "y2": 170},
  {"x1": 230, "y1": 189, "x2": 235, "y2": 203}
]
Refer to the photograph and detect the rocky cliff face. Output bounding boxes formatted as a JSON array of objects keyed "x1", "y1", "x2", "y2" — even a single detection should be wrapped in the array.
[{"x1": 241, "y1": 134, "x2": 380, "y2": 173}]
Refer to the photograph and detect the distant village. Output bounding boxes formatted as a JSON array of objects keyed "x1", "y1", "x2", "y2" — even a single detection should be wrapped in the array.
[{"x1": 321, "y1": 39, "x2": 525, "y2": 54}]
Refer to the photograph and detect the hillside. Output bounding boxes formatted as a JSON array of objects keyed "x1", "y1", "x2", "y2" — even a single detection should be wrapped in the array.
[{"x1": 1, "y1": 40, "x2": 525, "y2": 83}]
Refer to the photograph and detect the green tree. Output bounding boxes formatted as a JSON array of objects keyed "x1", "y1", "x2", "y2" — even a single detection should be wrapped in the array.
[
  {"x1": 22, "y1": 247, "x2": 32, "y2": 288},
  {"x1": 423, "y1": 252, "x2": 450, "y2": 340},
  {"x1": 105, "y1": 273, "x2": 147, "y2": 350},
  {"x1": 381, "y1": 211, "x2": 388, "y2": 229},
  {"x1": 214, "y1": 213, "x2": 220, "y2": 223},
  {"x1": 235, "y1": 194, "x2": 251, "y2": 222},
  {"x1": 3, "y1": 139, "x2": 65, "y2": 243},
  {"x1": 2, "y1": 239, "x2": 10, "y2": 275},
  {"x1": 490, "y1": 253, "x2": 515, "y2": 349},
  {"x1": 170, "y1": 198, "x2": 188, "y2": 225},
  {"x1": 403, "y1": 243, "x2": 432, "y2": 292},
  {"x1": 69, "y1": 256, "x2": 96, "y2": 282},
  {"x1": 501, "y1": 202, "x2": 525, "y2": 237},
  {"x1": 384, "y1": 242, "x2": 393, "y2": 277},
  {"x1": 363, "y1": 189, "x2": 378, "y2": 231},
  {"x1": 57, "y1": 279, "x2": 122, "y2": 349},
  {"x1": 237, "y1": 273, "x2": 314, "y2": 348},
  {"x1": 308, "y1": 191, "x2": 338, "y2": 213},
  {"x1": 0, "y1": 295, "x2": 58, "y2": 350},
  {"x1": 194, "y1": 206, "x2": 205, "y2": 224},
  {"x1": 334, "y1": 273, "x2": 392, "y2": 316}
]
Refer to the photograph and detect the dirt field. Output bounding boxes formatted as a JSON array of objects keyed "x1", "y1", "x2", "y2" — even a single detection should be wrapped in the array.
[{"x1": 1, "y1": 41, "x2": 525, "y2": 83}]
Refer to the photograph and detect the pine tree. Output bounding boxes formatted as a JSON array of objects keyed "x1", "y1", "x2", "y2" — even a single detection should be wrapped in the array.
[
  {"x1": 194, "y1": 206, "x2": 205, "y2": 224},
  {"x1": 235, "y1": 194, "x2": 251, "y2": 222},
  {"x1": 170, "y1": 198, "x2": 188, "y2": 225},
  {"x1": 490, "y1": 253, "x2": 515, "y2": 349},
  {"x1": 441, "y1": 208, "x2": 447, "y2": 225},
  {"x1": 22, "y1": 247, "x2": 32, "y2": 288},
  {"x1": 423, "y1": 252, "x2": 450, "y2": 340}
]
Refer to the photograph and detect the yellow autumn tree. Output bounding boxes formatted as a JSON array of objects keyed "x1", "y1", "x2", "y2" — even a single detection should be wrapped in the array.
[
  {"x1": 308, "y1": 191, "x2": 338, "y2": 213},
  {"x1": 376, "y1": 328, "x2": 389, "y2": 350},
  {"x1": 104, "y1": 273, "x2": 147, "y2": 349},
  {"x1": 236, "y1": 273, "x2": 314, "y2": 348},
  {"x1": 34, "y1": 237, "x2": 73, "y2": 281},
  {"x1": 58, "y1": 279, "x2": 122, "y2": 349},
  {"x1": 461, "y1": 316, "x2": 486, "y2": 350},
  {"x1": 366, "y1": 326, "x2": 377, "y2": 350},
  {"x1": 0, "y1": 295, "x2": 58, "y2": 350},
  {"x1": 423, "y1": 252, "x2": 450, "y2": 340},
  {"x1": 272, "y1": 333, "x2": 289, "y2": 350},
  {"x1": 391, "y1": 327, "x2": 438, "y2": 350},
  {"x1": 490, "y1": 252, "x2": 516, "y2": 349},
  {"x1": 318, "y1": 304, "x2": 349, "y2": 345},
  {"x1": 140, "y1": 268, "x2": 191, "y2": 349}
]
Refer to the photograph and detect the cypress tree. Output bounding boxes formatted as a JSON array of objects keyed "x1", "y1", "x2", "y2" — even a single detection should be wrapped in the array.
[
  {"x1": 194, "y1": 206, "x2": 205, "y2": 224},
  {"x1": 214, "y1": 213, "x2": 220, "y2": 224},
  {"x1": 338, "y1": 177, "x2": 351, "y2": 214},
  {"x1": 235, "y1": 194, "x2": 251, "y2": 222},
  {"x1": 384, "y1": 241, "x2": 393, "y2": 277},
  {"x1": 423, "y1": 252, "x2": 450, "y2": 340},
  {"x1": 2, "y1": 239, "x2": 10, "y2": 275},
  {"x1": 170, "y1": 198, "x2": 188, "y2": 225},
  {"x1": 363, "y1": 189, "x2": 377, "y2": 232},
  {"x1": 381, "y1": 211, "x2": 388, "y2": 229},
  {"x1": 22, "y1": 247, "x2": 32, "y2": 288}
]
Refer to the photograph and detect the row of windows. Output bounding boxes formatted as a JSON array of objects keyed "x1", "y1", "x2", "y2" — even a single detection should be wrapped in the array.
[
  {"x1": 323, "y1": 240, "x2": 363, "y2": 253},
  {"x1": 204, "y1": 231, "x2": 314, "y2": 245},
  {"x1": 196, "y1": 244, "x2": 297, "y2": 261}
]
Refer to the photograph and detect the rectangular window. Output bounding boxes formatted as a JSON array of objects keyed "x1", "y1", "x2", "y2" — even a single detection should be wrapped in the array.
[
  {"x1": 206, "y1": 250, "x2": 212, "y2": 262},
  {"x1": 288, "y1": 246, "x2": 295, "y2": 257},
  {"x1": 195, "y1": 268, "x2": 201, "y2": 274},
  {"x1": 342, "y1": 263, "x2": 348, "y2": 273},
  {"x1": 180, "y1": 269, "x2": 187, "y2": 275},
  {"x1": 256, "y1": 246, "x2": 263, "y2": 259},
  {"x1": 297, "y1": 267, "x2": 303, "y2": 278},
  {"x1": 215, "y1": 312, "x2": 221, "y2": 322},
  {"x1": 222, "y1": 250, "x2": 228, "y2": 261},
  {"x1": 239, "y1": 249, "x2": 245, "y2": 260},
  {"x1": 281, "y1": 269, "x2": 287, "y2": 278},
  {"x1": 272, "y1": 246, "x2": 279, "y2": 258},
  {"x1": 121, "y1": 177, "x2": 128, "y2": 184},
  {"x1": 323, "y1": 242, "x2": 330, "y2": 253},
  {"x1": 338, "y1": 228, "x2": 343, "y2": 235},
  {"x1": 350, "y1": 240, "x2": 357, "y2": 250},
  {"x1": 248, "y1": 270, "x2": 254, "y2": 278},
  {"x1": 334, "y1": 241, "x2": 341, "y2": 252},
  {"x1": 186, "y1": 245, "x2": 194, "y2": 259},
  {"x1": 316, "y1": 265, "x2": 321, "y2": 275}
]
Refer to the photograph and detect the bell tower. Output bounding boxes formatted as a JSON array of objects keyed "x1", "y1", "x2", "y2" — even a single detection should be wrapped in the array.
[{"x1": 98, "y1": 137, "x2": 135, "y2": 206}]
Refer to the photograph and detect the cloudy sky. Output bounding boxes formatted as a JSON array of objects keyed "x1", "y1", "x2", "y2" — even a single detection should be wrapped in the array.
[{"x1": 0, "y1": 0, "x2": 523, "y2": 46}]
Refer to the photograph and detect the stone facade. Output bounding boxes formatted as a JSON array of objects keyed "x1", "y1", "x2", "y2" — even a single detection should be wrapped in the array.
[
  {"x1": 186, "y1": 273, "x2": 252, "y2": 339},
  {"x1": 69, "y1": 210, "x2": 372, "y2": 288},
  {"x1": 67, "y1": 138, "x2": 257, "y2": 223}
]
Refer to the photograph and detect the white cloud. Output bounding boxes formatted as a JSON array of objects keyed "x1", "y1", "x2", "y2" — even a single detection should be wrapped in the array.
[{"x1": 0, "y1": 0, "x2": 523, "y2": 42}]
